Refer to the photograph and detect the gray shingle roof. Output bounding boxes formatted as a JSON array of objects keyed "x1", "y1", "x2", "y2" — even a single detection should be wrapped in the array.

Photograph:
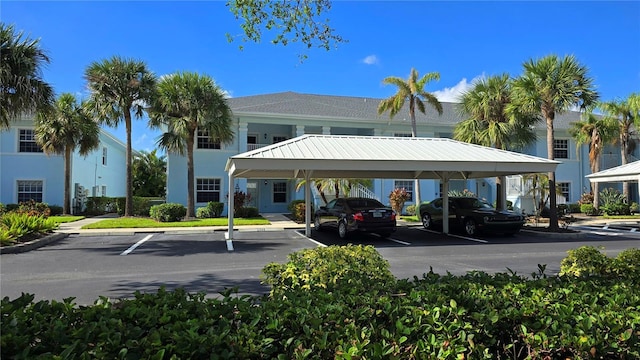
[{"x1": 226, "y1": 91, "x2": 585, "y2": 129}]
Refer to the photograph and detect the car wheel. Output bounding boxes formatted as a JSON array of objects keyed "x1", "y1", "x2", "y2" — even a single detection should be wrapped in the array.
[
  {"x1": 421, "y1": 213, "x2": 432, "y2": 229},
  {"x1": 464, "y1": 218, "x2": 477, "y2": 236},
  {"x1": 314, "y1": 215, "x2": 323, "y2": 231},
  {"x1": 338, "y1": 220, "x2": 349, "y2": 239}
]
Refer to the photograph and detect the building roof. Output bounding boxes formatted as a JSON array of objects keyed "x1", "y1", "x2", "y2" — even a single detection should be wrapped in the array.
[
  {"x1": 226, "y1": 91, "x2": 586, "y2": 130},
  {"x1": 225, "y1": 134, "x2": 559, "y2": 180},
  {"x1": 586, "y1": 160, "x2": 640, "y2": 183}
]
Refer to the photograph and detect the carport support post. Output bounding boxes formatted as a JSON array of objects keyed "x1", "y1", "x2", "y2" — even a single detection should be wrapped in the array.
[
  {"x1": 226, "y1": 173, "x2": 235, "y2": 251},
  {"x1": 305, "y1": 172, "x2": 312, "y2": 236},
  {"x1": 442, "y1": 178, "x2": 450, "y2": 234}
]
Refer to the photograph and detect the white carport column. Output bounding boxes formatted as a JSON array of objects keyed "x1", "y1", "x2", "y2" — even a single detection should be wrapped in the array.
[
  {"x1": 304, "y1": 171, "x2": 312, "y2": 236},
  {"x1": 442, "y1": 176, "x2": 450, "y2": 234},
  {"x1": 226, "y1": 172, "x2": 235, "y2": 251}
]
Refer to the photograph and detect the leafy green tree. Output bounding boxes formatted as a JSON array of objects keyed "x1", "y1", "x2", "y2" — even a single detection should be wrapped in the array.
[
  {"x1": 510, "y1": 54, "x2": 598, "y2": 230},
  {"x1": 34, "y1": 93, "x2": 100, "y2": 214},
  {"x1": 132, "y1": 150, "x2": 167, "y2": 198},
  {"x1": 0, "y1": 23, "x2": 54, "y2": 129},
  {"x1": 226, "y1": 0, "x2": 345, "y2": 61},
  {"x1": 569, "y1": 112, "x2": 617, "y2": 208},
  {"x1": 453, "y1": 74, "x2": 538, "y2": 209},
  {"x1": 599, "y1": 93, "x2": 640, "y2": 201},
  {"x1": 85, "y1": 56, "x2": 157, "y2": 217},
  {"x1": 148, "y1": 72, "x2": 234, "y2": 218},
  {"x1": 378, "y1": 68, "x2": 443, "y2": 205}
]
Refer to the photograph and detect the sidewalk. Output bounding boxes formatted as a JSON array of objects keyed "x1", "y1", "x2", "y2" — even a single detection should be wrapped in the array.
[{"x1": 55, "y1": 213, "x2": 306, "y2": 235}]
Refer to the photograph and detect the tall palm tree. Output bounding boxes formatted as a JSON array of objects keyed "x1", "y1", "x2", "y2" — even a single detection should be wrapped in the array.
[
  {"x1": 148, "y1": 72, "x2": 234, "y2": 218},
  {"x1": 510, "y1": 54, "x2": 598, "y2": 230},
  {"x1": 569, "y1": 112, "x2": 617, "y2": 208},
  {"x1": 1, "y1": 23, "x2": 54, "y2": 129},
  {"x1": 453, "y1": 74, "x2": 538, "y2": 209},
  {"x1": 85, "y1": 56, "x2": 156, "y2": 217},
  {"x1": 378, "y1": 68, "x2": 443, "y2": 205},
  {"x1": 599, "y1": 93, "x2": 640, "y2": 201},
  {"x1": 34, "y1": 93, "x2": 100, "y2": 214}
]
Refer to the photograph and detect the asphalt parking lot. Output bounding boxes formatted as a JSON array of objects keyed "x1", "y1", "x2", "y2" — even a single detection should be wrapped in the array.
[{"x1": 1, "y1": 225, "x2": 639, "y2": 304}]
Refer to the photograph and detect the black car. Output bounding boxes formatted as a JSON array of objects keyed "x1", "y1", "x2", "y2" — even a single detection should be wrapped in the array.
[
  {"x1": 314, "y1": 197, "x2": 397, "y2": 238},
  {"x1": 419, "y1": 197, "x2": 525, "y2": 236}
]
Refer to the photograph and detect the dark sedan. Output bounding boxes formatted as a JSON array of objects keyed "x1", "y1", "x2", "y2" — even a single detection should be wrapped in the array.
[
  {"x1": 419, "y1": 197, "x2": 525, "y2": 236},
  {"x1": 314, "y1": 197, "x2": 397, "y2": 238}
]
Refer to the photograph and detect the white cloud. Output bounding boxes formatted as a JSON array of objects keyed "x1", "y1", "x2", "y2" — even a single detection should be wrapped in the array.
[
  {"x1": 362, "y1": 55, "x2": 379, "y2": 65},
  {"x1": 432, "y1": 74, "x2": 485, "y2": 103}
]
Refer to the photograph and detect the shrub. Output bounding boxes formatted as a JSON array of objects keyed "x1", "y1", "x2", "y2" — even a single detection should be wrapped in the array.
[
  {"x1": 601, "y1": 201, "x2": 630, "y2": 216},
  {"x1": 16, "y1": 200, "x2": 50, "y2": 217},
  {"x1": 405, "y1": 204, "x2": 416, "y2": 216},
  {"x1": 196, "y1": 207, "x2": 212, "y2": 219},
  {"x1": 287, "y1": 200, "x2": 311, "y2": 222},
  {"x1": 5, "y1": 203, "x2": 19, "y2": 212},
  {"x1": 559, "y1": 246, "x2": 610, "y2": 277},
  {"x1": 262, "y1": 245, "x2": 395, "y2": 297},
  {"x1": 48, "y1": 205, "x2": 63, "y2": 216},
  {"x1": 235, "y1": 206, "x2": 259, "y2": 218},
  {"x1": 568, "y1": 202, "x2": 581, "y2": 213},
  {"x1": 85, "y1": 197, "x2": 119, "y2": 215},
  {"x1": 196, "y1": 202, "x2": 225, "y2": 218},
  {"x1": 149, "y1": 203, "x2": 186, "y2": 222},
  {"x1": 0, "y1": 203, "x2": 5, "y2": 216},
  {"x1": 611, "y1": 248, "x2": 640, "y2": 278},
  {"x1": 580, "y1": 203, "x2": 599, "y2": 216},
  {"x1": 389, "y1": 188, "x2": 410, "y2": 214},
  {"x1": 631, "y1": 202, "x2": 639, "y2": 214},
  {"x1": 578, "y1": 192, "x2": 594, "y2": 205},
  {"x1": 0, "y1": 213, "x2": 58, "y2": 246},
  {"x1": 115, "y1": 197, "x2": 153, "y2": 216}
]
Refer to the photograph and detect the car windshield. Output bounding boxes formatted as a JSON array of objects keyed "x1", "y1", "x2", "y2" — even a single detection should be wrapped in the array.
[
  {"x1": 458, "y1": 198, "x2": 493, "y2": 209},
  {"x1": 346, "y1": 199, "x2": 384, "y2": 208}
]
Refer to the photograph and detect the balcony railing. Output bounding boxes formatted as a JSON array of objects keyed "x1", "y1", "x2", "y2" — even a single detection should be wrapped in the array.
[{"x1": 247, "y1": 143, "x2": 269, "y2": 151}]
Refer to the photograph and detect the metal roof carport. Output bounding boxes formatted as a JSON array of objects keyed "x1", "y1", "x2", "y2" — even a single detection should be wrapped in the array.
[
  {"x1": 586, "y1": 160, "x2": 640, "y2": 196},
  {"x1": 224, "y1": 135, "x2": 559, "y2": 250}
]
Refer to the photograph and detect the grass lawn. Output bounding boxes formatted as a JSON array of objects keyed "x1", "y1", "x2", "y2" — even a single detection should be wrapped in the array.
[
  {"x1": 399, "y1": 215, "x2": 420, "y2": 222},
  {"x1": 82, "y1": 217, "x2": 270, "y2": 229},
  {"x1": 50, "y1": 215, "x2": 85, "y2": 224}
]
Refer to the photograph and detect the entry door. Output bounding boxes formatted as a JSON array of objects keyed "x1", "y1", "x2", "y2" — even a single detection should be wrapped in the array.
[{"x1": 246, "y1": 181, "x2": 259, "y2": 209}]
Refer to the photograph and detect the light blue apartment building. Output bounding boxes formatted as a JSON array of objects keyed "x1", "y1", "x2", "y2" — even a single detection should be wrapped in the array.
[
  {"x1": 0, "y1": 117, "x2": 128, "y2": 213},
  {"x1": 165, "y1": 92, "x2": 632, "y2": 215}
]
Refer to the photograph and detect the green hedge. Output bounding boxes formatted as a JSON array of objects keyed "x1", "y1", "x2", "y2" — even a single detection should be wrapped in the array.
[
  {"x1": 2, "y1": 245, "x2": 639, "y2": 359},
  {"x1": 149, "y1": 203, "x2": 186, "y2": 222}
]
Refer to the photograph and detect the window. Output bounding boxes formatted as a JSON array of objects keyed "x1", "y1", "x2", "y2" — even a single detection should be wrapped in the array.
[
  {"x1": 102, "y1": 147, "x2": 107, "y2": 165},
  {"x1": 394, "y1": 132, "x2": 412, "y2": 137},
  {"x1": 197, "y1": 129, "x2": 221, "y2": 149},
  {"x1": 558, "y1": 182, "x2": 570, "y2": 202},
  {"x1": 554, "y1": 139, "x2": 569, "y2": 159},
  {"x1": 273, "y1": 181, "x2": 287, "y2": 203},
  {"x1": 17, "y1": 180, "x2": 43, "y2": 203},
  {"x1": 19, "y1": 129, "x2": 42, "y2": 153},
  {"x1": 101, "y1": 185, "x2": 107, "y2": 197},
  {"x1": 394, "y1": 180, "x2": 414, "y2": 202},
  {"x1": 272, "y1": 136, "x2": 288, "y2": 144},
  {"x1": 196, "y1": 178, "x2": 220, "y2": 202}
]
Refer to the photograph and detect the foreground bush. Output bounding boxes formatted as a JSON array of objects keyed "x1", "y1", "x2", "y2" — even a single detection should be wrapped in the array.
[
  {"x1": 196, "y1": 201, "x2": 224, "y2": 219},
  {"x1": 560, "y1": 245, "x2": 640, "y2": 279},
  {"x1": 149, "y1": 203, "x2": 186, "y2": 222},
  {"x1": 2, "y1": 246, "x2": 639, "y2": 359}
]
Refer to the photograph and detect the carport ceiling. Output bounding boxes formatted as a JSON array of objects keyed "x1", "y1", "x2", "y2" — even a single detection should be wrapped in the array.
[
  {"x1": 225, "y1": 135, "x2": 560, "y2": 180},
  {"x1": 586, "y1": 160, "x2": 640, "y2": 183}
]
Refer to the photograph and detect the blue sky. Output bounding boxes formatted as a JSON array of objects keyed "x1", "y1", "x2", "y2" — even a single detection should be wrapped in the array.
[{"x1": 4, "y1": 1, "x2": 639, "y2": 152}]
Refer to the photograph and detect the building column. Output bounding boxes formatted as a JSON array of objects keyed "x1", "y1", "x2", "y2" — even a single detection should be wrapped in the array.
[
  {"x1": 322, "y1": 126, "x2": 331, "y2": 135},
  {"x1": 238, "y1": 122, "x2": 248, "y2": 152},
  {"x1": 296, "y1": 125, "x2": 305, "y2": 137}
]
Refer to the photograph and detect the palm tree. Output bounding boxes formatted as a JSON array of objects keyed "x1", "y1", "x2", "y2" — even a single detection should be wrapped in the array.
[
  {"x1": 510, "y1": 54, "x2": 598, "y2": 230},
  {"x1": 34, "y1": 93, "x2": 100, "y2": 214},
  {"x1": 453, "y1": 74, "x2": 538, "y2": 209},
  {"x1": 148, "y1": 72, "x2": 234, "y2": 218},
  {"x1": 296, "y1": 178, "x2": 373, "y2": 205},
  {"x1": 569, "y1": 111, "x2": 617, "y2": 209},
  {"x1": 599, "y1": 93, "x2": 640, "y2": 201},
  {"x1": 378, "y1": 68, "x2": 443, "y2": 205},
  {"x1": 132, "y1": 149, "x2": 167, "y2": 198},
  {"x1": 1, "y1": 23, "x2": 54, "y2": 129},
  {"x1": 85, "y1": 56, "x2": 156, "y2": 217}
]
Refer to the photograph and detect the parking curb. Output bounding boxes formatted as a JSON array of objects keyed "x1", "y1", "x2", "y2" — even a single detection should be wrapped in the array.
[{"x1": 0, "y1": 233, "x2": 68, "y2": 254}]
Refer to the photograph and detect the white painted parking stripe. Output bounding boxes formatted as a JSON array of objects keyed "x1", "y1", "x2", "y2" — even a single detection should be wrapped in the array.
[
  {"x1": 120, "y1": 234, "x2": 154, "y2": 255},
  {"x1": 389, "y1": 238, "x2": 411, "y2": 245},
  {"x1": 417, "y1": 227, "x2": 488, "y2": 243}
]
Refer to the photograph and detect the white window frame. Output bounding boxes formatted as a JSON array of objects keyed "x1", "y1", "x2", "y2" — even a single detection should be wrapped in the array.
[
  {"x1": 558, "y1": 182, "x2": 570, "y2": 202},
  {"x1": 17, "y1": 179, "x2": 44, "y2": 203},
  {"x1": 196, "y1": 129, "x2": 221, "y2": 150},
  {"x1": 554, "y1": 139, "x2": 569, "y2": 159},
  {"x1": 272, "y1": 135, "x2": 288, "y2": 144},
  {"x1": 394, "y1": 180, "x2": 414, "y2": 202},
  {"x1": 102, "y1": 147, "x2": 108, "y2": 166},
  {"x1": 394, "y1": 132, "x2": 412, "y2": 137},
  {"x1": 196, "y1": 178, "x2": 221, "y2": 203},
  {"x1": 272, "y1": 181, "x2": 287, "y2": 203},
  {"x1": 18, "y1": 128, "x2": 43, "y2": 153}
]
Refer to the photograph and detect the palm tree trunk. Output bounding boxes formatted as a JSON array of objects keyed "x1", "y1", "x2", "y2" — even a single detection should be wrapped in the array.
[
  {"x1": 124, "y1": 112, "x2": 133, "y2": 217},
  {"x1": 495, "y1": 177, "x2": 503, "y2": 210},
  {"x1": 64, "y1": 146, "x2": 72, "y2": 215},
  {"x1": 409, "y1": 108, "x2": 421, "y2": 205},
  {"x1": 186, "y1": 133, "x2": 196, "y2": 218},
  {"x1": 621, "y1": 136, "x2": 630, "y2": 201},
  {"x1": 546, "y1": 118, "x2": 559, "y2": 230}
]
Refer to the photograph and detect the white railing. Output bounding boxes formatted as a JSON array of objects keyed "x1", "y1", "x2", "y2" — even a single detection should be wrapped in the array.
[
  {"x1": 349, "y1": 183, "x2": 379, "y2": 200},
  {"x1": 247, "y1": 143, "x2": 269, "y2": 151}
]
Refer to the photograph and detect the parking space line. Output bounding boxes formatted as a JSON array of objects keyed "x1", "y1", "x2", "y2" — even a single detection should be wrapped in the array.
[
  {"x1": 388, "y1": 238, "x2": 411, "y2": 245},
  {"x1": 417, "y1": 228, "x2": 488, "y2": 243},
  {"x1": 120, "y1": 234, "x2": 154, "y2": 255}
]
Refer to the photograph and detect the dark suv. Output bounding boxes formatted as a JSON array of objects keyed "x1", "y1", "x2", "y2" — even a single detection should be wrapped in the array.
[{"x1": 419, "y1": 197, "x2": 525, "y2": 236}]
